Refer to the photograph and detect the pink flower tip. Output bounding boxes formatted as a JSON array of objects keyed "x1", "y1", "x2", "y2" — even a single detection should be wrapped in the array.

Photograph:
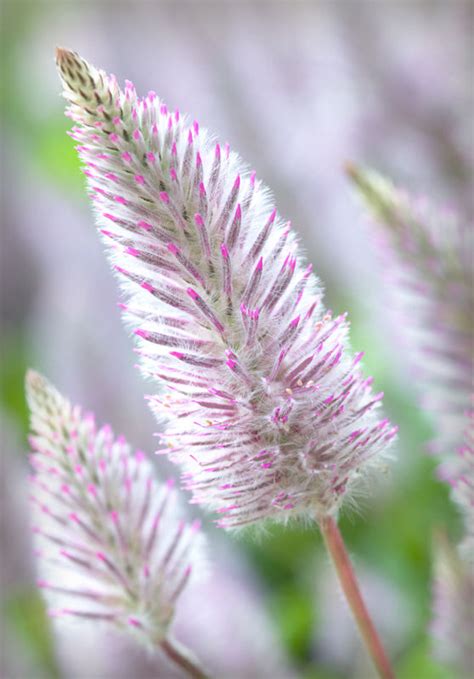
[
  {"x1": 134, "y1": 328, "x2": 149, "y2": 339},
  {"x1": 290, "y1": 316, "x2": 300, "y2": 328},
  {"x1": 221, "y1": 243, "x2": 229, "y2": 259},
  {"x1": 137, "y1": 220, "x2": 152, "y2": 231},
  {"x1": 134, "y1": 175, "x2": 145, "y2": 185},
  {"x1": 159, "y1": 192, "x2": 170, "y2": 204},
  {"x1": 186, "y1": 287, "x2": 199, "y2": 300},
  {"x1": 167, "y1": 242, "x2": 179, "y2": 255},
  {"x1": 194, "y1": 213, "x2": 204, "y2": 227}
]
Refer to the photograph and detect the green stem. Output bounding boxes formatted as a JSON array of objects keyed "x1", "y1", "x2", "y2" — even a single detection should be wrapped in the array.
[{"x1": 320, "y1": 515, "x2": 396, "y2": 679}]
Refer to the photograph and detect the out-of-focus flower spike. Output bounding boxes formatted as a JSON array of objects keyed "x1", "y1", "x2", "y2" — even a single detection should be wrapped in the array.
[
  {"x1": 26, "y1": 369, "x2": 207, "y2": 677},
  {"x1": 347, "y1": 164, "x2": 473, "y2": 458},
  {"x1": 348, "y1": 165, "x2": 473, "y2": 676}
]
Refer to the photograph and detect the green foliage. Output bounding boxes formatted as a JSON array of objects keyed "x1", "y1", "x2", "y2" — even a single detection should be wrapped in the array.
[
  {"x1": 0, "y1": 334, "x2": 30, "y2": 432},
  {"x1": 397, "y1": 639, "x2": 455, "y2": 679},
  {"x1": 2, "y1": 587, "x2": 60, "y2": 679}
]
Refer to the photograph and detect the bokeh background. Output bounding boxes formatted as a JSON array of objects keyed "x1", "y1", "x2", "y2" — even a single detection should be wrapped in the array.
[{"x1": 1, "y1": 1, "x2": 472, "y2": 677}]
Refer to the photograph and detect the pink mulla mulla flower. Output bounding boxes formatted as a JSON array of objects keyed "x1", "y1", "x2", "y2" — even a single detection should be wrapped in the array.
[
  {"x1": 56, "y1": 48, "x2": 396, "y2": 529},
  {"x1": 348, "y1": 165, "x2": 473, "y2": 459},
  {"x1": 26, "y1": 370, "x2": 204, "y2": 652}
]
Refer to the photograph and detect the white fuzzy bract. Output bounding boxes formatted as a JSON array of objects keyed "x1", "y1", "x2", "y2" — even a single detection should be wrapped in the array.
[
  {"x1": 56, "y1": 49, "x2": 396, "y2": 528},
  {"x1": 27, "y1": 370, "x2": 202, "y2": 647}
]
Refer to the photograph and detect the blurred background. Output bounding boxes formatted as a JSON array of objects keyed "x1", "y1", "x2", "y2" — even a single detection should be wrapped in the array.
[{"x1": 1, "y1": 1, "x2": 472, "y2": 677}]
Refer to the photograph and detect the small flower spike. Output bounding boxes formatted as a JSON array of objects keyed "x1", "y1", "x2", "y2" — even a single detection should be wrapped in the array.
[
  {"x1": 26, "y1": 370, "x2": 204, "y2": 659},
  {"x1": 56, "y1": 49, "x2": 396, "y2": 529},
  {"x1": 347, "y1": 165, "x2": 473, "y2": 459}
]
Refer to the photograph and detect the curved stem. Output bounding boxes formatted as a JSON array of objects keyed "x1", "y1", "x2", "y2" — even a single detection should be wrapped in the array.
[
  {"x1": 160, "y1": 636, "x2": 209, "y2": 679},
  {"x1": 319, "y1": 514, "x2": 396, "y2": 679}
]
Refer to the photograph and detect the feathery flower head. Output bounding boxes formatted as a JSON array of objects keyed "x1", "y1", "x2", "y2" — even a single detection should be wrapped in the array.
[
  {"x1": 56, "y1": 49, "x2": 396, "y2": 528},
  {"x1": 347, "y1": 165, "x2": 473, "y2": 456},
  {"x1": 26, "y1": 370, "x2": 203, "y2": 647}
]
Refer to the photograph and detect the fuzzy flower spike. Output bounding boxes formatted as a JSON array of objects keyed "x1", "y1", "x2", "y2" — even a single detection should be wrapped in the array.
[
  {"x1": 27, "y1": 370, "x2": 207, "y2": 678},
  {"x1": 56, "y1": 49, "x2": 398, "y2": 679},
  {"x1": 55, "y1": 48, "x2": 396, "y2": 530}
]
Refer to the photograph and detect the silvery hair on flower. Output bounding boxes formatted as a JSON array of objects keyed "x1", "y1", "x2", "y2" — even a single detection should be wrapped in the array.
[{"x1": 56, "y1": 49, "x2": 397, "y2": 529}]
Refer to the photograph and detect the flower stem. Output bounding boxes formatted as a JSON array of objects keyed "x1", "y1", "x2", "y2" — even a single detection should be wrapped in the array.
[
  {"x1": 319, "y1": 514, "x2": 396, "y2": 679},
  {"x1": 160, "y1": 636, "x2": 209, "y2": 678}
]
